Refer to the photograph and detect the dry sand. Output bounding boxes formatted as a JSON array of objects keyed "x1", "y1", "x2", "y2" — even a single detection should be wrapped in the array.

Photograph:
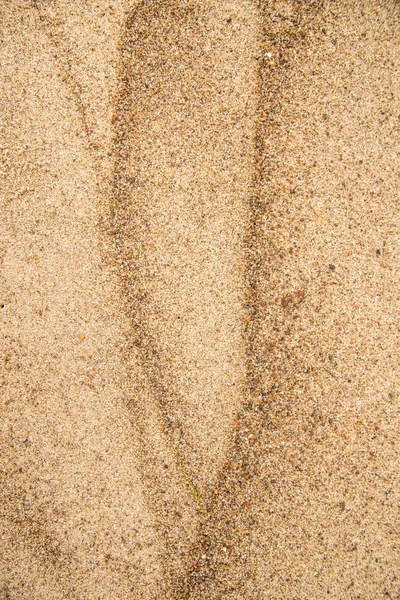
[{"x1": 0, "y1": 1, "x2": 399, "y2": 599}]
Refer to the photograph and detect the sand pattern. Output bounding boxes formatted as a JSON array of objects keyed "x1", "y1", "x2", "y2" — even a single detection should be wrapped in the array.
[{"x1": 1, "y1": 1, "x2": 399, "y2": 598}]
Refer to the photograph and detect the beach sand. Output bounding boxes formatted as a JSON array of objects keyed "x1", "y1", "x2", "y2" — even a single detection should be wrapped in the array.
[{"x1": 1, "y1": 1, "x2": 399, "y2": 598}]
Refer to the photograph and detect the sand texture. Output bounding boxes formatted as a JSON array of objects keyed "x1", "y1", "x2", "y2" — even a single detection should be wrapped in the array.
[{"x1": 1, "y1": 1, "x2": 399, "y2": 599}]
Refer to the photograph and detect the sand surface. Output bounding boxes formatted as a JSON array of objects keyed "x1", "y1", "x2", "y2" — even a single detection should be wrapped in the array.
[{"x1": 1, "y1": 1, "x2": 399, "y2": 599}]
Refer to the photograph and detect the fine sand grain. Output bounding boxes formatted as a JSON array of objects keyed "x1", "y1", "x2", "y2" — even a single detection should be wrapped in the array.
[{"x1": 1, "y1": 1, "x2": 399, "y2": 599}]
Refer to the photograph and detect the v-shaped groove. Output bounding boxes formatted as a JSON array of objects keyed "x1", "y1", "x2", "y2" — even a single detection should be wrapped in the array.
[
  {"x1": 29, "y1": 1, "x2": 319, "y2": 598},
  {"x1": 30, "y1": 0, "x2": 263, "y2": 594}
]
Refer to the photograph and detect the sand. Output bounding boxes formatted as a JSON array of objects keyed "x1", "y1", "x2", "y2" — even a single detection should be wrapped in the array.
[{"x1": 0, "y1": 1, "x2": 399, "y2": 599}]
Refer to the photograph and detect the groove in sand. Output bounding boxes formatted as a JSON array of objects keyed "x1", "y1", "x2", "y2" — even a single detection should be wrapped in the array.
[{"x1": 29, "y1": 0, "x2": 319, "y2": 597}]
